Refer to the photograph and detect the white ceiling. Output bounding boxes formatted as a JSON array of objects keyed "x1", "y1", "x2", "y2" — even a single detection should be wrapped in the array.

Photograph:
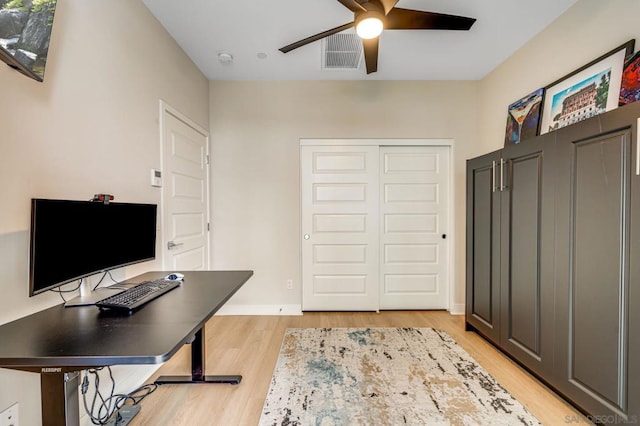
[{"x1": 141, "y1": 0, "x2": 578, "y2": 81}]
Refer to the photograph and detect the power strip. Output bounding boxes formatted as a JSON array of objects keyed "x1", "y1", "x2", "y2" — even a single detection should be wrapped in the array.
[{"x1": 104, "y1": 405, "x2": 141, "y2": 426}]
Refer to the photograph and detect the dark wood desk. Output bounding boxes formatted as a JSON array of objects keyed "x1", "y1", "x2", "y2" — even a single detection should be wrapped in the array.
[{"x1": 0, "y1": 270, "x2": 253, "y2": 426}]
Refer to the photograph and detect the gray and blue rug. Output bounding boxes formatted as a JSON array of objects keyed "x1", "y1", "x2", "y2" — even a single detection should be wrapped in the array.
[{"x1": 260, "y1": 328, "x2": 540, "y2": 425}]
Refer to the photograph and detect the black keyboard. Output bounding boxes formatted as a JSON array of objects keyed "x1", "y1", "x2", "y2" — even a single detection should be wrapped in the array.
[{"x1": 95, "y1": 279, "x2": 181, "y2": 311}]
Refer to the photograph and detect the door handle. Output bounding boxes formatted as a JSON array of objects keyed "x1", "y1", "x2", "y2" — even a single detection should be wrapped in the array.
[
  {"x1": 303, "y1": 234, "x2": 310, "y2": 240},
  {"x1": 167, "y1": 241, "x2": 183, "y2": 250},
  {"x1": 500, "y1": 158, "x2": 505, "y2": 191},
  {"x1": 492, "y1": 160, "x2": 496, "y2": 193}
]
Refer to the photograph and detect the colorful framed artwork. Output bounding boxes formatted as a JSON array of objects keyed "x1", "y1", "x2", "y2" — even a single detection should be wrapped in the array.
[
  {"x1": 619, "y1": 50, "x2": 640, "y2": 106},
  {"x1": 504, "y1": 88, "x2": 544, "y2": 146},
  {"x1": 540, "y1": 39, "x2": 635, "y2": 135}
]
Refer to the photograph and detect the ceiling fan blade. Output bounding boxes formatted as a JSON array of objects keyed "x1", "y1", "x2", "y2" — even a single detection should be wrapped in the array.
[
  {"x1": 336, "y1": 0, "x2": 366, "y2": 13},
  {"x1": 279, "y1": 22, "x2": 355, "y2": 53},
  {"x1": 378, "y1": 0, "x2": 399, "y2": 15},
  {"x1": 385, "y1": 8, "x2": 476, "y2": 31},
  {"x1": 363, "y1": 37, "x2": 379, "y2": 74}
]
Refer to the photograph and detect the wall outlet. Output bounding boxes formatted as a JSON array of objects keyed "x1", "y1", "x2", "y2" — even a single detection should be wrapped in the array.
[
  {"x1": 286, "y1": 279, "x2": 293, "y2": 290},
  {"x1": 0, "y1": 402, "x2": 18, "y2": 426}
]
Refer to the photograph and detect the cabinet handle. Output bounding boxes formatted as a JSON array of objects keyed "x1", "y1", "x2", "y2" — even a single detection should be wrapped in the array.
[
  {"x1": 492, "y1": 160, "x2": 496, "y2": 192},
  {"x1": 500, "y1": 158, "x2": 505, "y2": 191},
  {"x1": 636, "y1": 118, "x2": 640, "y2": 176}
]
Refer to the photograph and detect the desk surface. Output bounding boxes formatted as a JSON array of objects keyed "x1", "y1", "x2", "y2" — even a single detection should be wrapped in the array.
[{"x1": 0, "y1": 270, "x2": 253, "y2": 369}]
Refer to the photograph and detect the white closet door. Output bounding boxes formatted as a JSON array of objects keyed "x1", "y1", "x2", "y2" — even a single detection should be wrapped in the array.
[
  {"x1": 379, "y1": 146, "x2": 450, "y2": 309},
  {"x1": 301, "y1": 145, "x2": 379, "y2": 311}
]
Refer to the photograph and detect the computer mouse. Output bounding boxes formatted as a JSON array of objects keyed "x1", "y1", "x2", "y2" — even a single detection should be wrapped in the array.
[{"x1": 165, "y1": 273, "x2": 184, "y2": 281}]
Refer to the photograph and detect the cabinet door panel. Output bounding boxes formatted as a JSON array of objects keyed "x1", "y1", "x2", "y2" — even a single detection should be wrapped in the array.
[
  {"x1": 505, "y1": 153, "x2": 541, "y2": 352},
  {"x1": 472, "y1": 165, "x2": 493, "y2": 322},
  {"x1": 595, "y1": 102, "x2": 640, "y2": 423},
  {"x1": 500, "y1": 132, "x2": 555, "y2": 377},
  {"x1": 555, "y1": 119, "x2": 634, "y2": 417},
  {"x1": 572, "y1": 133, "x2": 628, "y2": 405},
  {"x1": 466, "y1": 151, "x2": 501, "y2": 343}
]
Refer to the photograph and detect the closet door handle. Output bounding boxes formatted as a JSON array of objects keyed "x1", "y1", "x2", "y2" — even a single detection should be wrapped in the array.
[
  {"x1": 492, "y1": 161, "x2": 496, "y2": 192},
  {"x1": 500, "y1": 158, "x2": 505, "y2": 191}
]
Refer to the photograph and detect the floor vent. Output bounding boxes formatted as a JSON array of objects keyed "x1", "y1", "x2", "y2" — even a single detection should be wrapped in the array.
[{"x1": 322, "y1": 32, "x2": 362, "y2": 70}]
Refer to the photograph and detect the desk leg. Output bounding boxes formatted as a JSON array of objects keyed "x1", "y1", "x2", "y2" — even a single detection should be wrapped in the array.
[
  {"x1": 155, "y1": 327, "x2": 242, "y2": 385},
  {"x1": 40, "y1": 371, "x2": 80, "y2": 426}
]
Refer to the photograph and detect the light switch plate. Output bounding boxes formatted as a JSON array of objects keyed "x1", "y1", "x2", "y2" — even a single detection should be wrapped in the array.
[{"x1": 150, "y1": 169, "x2": 162, "y2": 187}]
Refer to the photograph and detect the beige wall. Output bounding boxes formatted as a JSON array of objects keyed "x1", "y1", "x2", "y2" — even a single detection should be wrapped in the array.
[
  {"x1": 210, "y1": 0, "x2": 640, "y2": 317},
  {"x1": 479, "y1": 0, "x2": 640, "y2": 150},
  {"x1": 0, "y1": 0, "x2": 208, "y2": 423},
  {"x1": 209, "y1": 80, "x2": 481, "y2": 313}
]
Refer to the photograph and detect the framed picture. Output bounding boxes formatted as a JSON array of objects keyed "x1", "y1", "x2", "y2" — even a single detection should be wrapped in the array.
[
  {"x1": 539, "y1": 40, "x2": 635, "y2": 135},
  {"x1": 0, "y1": 0, "x2": 59, "y2": 82},
  {"x1": 504, "y1": 88, "x2": 544, "y2": 146},
  {"x1": 619, "y1": 50, "x2": 640, "y2": 106}
]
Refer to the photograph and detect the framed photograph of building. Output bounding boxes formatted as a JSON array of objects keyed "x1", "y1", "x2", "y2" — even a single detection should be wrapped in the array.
[
  {"x1": 539, "y1": 40, "x2": 635, "y2": 135},
  {"x1": 504, "y1": 88, "x2": 544, "y2": 146}
]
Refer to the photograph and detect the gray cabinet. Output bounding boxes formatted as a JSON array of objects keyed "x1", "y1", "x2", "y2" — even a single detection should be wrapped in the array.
[
  {"x1": 467, "y1": 101, "x2": 640, "y2": 421},
  {"x1": 554, "y1": 102, "x2": 640, "y2": 421},
  {"x1": 466, "y1": 133, "x2": 556, "y2": 378},
  {"x1": 499, "y1": 133, "x2": 556, "y2": 379},
  {"x1": 466, "y1": 150, "x2": 501, "y2": 344}
]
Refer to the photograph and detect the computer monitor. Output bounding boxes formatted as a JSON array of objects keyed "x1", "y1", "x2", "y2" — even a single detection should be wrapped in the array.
[{"x1": 29, "y1": 199, "x2": 158, "y2": 296}]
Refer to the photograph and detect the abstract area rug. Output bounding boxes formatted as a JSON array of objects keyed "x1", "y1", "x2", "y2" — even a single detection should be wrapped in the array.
[{"x1": 260, "y1": 328, "x2": 540, "y2": 425}]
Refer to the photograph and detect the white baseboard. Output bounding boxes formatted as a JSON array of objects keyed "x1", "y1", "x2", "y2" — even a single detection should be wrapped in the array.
[
  {"x1": 217, "y1": 304, "x2": 462, "y2": 316},
  {"x1": 449, "y1": 304, "x2": 465, "y2": 315},
  {"x1": 215, "y1": 304, "x2": 303, "y2": 316}
]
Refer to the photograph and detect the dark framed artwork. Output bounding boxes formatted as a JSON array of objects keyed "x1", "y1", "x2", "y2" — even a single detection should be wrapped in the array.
[
  {"x1": 619, "y1": 50, "x2": 640, "y2": 106},
  {"x1": 539, "y1": 39, "x2": 635, "y2": 135},
  {"x1": 504, "y1": 88, "x2": 544, "y2": 146}
]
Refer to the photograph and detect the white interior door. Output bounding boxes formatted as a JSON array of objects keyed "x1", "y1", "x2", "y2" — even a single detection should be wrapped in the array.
[
  {"x1": 301, "y1": 145, "x2": 379, "y2": 311},
  {"x1": 161, "y1": 104, "x2": 210, "y2": 270},
  {"x1": 379, "y1": 146, "x2": 450, "y2": 309}
]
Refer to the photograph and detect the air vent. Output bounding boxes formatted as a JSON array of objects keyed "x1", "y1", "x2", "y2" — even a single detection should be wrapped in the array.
[{"x1": 322, "y1": 32, "x2": 362, "y2": 70}]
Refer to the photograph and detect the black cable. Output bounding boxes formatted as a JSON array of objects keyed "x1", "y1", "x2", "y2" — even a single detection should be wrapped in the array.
[
  {"x1": 82, "y1": 367, "x2": 114, "y2": 425},
  {"x1": 51, "y1": 279, "x2": 83, "y2": 302},
  {"x1": 92, "y1": 272, "x2": 108, "y2": 291},
  {"x1": 106, "y1": 270, "x2": 117, "y2": 284},
  {"x1": 93, "y1": 270, "x2": 119, "y2": 291},
  {"x1": 92, "y1": 272, "x2": 109, "y2": 291},
  {"x1": 82, "y1": 366, "x2": 158, "y2": 425}
]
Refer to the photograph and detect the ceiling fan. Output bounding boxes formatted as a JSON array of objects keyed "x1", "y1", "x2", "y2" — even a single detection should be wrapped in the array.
[{"x1": 279, "y1": 0, "x2": 476, "y2": 74}]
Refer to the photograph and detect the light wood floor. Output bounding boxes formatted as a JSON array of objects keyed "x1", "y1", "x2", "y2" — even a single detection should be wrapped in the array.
[{"x1": 132, "y1": 311, "x2": 588, "y2": 425}]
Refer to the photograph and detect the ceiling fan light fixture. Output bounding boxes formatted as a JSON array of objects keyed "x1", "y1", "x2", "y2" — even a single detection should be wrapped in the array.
[
  {"x1": 355, "y1": 10, "x2": 384, "y2": 39},
  {"x1": 356, "y1": 17, "x2": 383, "y2": 39}
]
